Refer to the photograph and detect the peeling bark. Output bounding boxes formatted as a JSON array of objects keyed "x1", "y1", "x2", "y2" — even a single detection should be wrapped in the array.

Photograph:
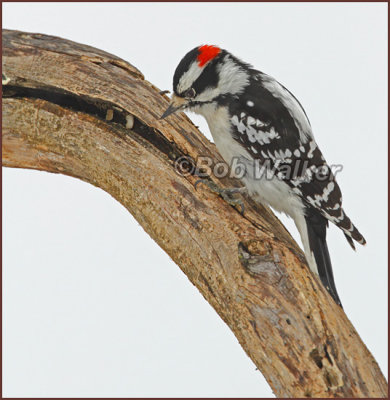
[{"x1": 2, "y1": 30, "x2": 387, "y2": 398}]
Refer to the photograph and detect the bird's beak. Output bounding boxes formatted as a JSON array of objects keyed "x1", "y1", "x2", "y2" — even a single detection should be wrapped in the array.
[{"x1": 160, "y1": 94, "x2": 188, "y2": 120}]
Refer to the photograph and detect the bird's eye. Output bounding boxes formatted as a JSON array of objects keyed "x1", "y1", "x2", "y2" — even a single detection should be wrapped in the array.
[{"x1": 184, "y1": 88, "x2": 196, "y2": 99}]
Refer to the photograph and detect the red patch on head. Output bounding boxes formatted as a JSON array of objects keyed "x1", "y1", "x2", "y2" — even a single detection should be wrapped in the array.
[{"x1": 197, "y1": 45, "x2": 221, "y2": 67}]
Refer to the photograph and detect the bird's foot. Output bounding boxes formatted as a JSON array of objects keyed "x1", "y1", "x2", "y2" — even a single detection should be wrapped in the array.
[{"x1": 194, "y1": 179, "x2": 247, "y2": 214}]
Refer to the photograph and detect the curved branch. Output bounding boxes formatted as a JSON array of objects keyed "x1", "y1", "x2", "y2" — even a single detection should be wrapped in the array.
[{"x1": 2, "y1": 30, "x2": 387, "y2": 397}]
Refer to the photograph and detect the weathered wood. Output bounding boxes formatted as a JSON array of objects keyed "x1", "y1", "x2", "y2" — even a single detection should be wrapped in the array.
[{"x1": 2, "y1": 30, "x2": 387, "y2": 398}]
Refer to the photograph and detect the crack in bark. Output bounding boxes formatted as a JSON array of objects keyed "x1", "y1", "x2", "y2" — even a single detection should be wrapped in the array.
[{"x1": 3, "y1": 84, "x2": 184, "y2": 165}]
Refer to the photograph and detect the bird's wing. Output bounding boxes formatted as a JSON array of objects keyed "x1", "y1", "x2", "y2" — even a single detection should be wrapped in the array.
[{"x1": 227, "y1": 76, "x2": 366, "y2": 246}]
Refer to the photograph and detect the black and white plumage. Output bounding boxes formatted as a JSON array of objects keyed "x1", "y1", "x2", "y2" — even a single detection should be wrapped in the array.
[{"x1": 161, "y1": 45, "x2": 366, "y2": 306}]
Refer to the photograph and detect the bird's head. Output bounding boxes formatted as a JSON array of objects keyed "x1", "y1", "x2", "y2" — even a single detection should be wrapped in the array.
[{"x1": 160, "y1": 45, "x2": 250, "y2": 119}]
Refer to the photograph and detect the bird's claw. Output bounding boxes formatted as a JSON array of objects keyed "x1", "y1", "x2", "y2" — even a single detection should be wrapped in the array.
[{"x1": 194, "y1": 179, "x2": 246, "y2": 214}]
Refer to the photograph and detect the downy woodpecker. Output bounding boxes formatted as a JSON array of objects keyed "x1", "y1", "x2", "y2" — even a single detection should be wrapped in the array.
[{"x1": 161, "y1": 45, "x2": 366, "y2": 306}]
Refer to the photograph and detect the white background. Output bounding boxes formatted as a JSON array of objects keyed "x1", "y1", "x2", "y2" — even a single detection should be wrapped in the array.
[{"x1": 3, "y1": 2, "x2": 387, "y2": 397}]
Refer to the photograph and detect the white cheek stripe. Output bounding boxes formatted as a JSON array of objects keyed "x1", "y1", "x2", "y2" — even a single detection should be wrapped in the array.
[{"x1": 177, "y1": 61, "x2": 203, "y2": 93}]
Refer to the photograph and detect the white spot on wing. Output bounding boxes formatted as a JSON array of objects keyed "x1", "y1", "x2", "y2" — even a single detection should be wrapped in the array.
[
  {"x1": 307, "y1": 141, "x2": 317, "y2": 158},
  {"x1": 247, "y1": 116, "x2": 255, "y2": 125},
  {"x1": 231, "y1": 115, "x2": 239, "y2": 125},
  {"x1": 256, "y1": 119, "x2": 264, "y2": 127}
]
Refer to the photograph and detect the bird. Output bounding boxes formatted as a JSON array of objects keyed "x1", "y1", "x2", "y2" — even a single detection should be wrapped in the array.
[{"x1": 160, "y1": 45, "x2": 366, "y2": 306}]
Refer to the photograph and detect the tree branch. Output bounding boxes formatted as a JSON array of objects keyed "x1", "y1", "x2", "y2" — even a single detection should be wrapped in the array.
[{"x1": 2, "y1": 30, "x2": 387, "y2": 397}]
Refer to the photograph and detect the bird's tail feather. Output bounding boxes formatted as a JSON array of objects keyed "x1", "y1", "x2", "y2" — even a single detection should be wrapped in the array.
[
  {"x1": 305, "y1": 215, "x2": 343, "y2": 307},
  {"x1": 333, "y1": 209, "x2": 366, "y2": 248}
]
